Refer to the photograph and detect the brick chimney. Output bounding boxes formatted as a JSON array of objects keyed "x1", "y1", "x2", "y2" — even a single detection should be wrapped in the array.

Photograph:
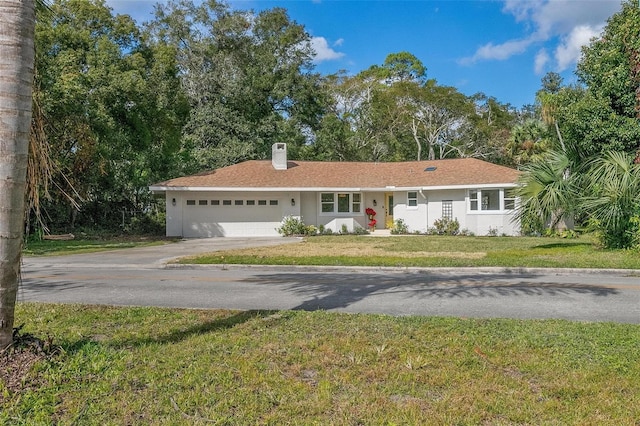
[{"x1": 272, "y1": 143, "x2": 287, "y2": 170}]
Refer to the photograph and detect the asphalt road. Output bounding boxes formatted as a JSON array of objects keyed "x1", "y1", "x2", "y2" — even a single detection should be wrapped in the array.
[{"x1": 19, "y1": 238, "x2": 640, "y2": 323}]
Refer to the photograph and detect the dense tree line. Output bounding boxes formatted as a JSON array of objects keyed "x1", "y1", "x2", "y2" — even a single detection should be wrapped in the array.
[
  {"x1": 516, "y1": 1, "x2": 640, "y2": 248},
  {"x1": 29, "y1": 0, "x2": 639, "y2": 247}
]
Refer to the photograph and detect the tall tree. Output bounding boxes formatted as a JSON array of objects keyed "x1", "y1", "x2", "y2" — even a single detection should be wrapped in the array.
[
  {"x1": 540, "y1": 1, "x2": 640, "y2": 159},
  {"x1": 0, "y1": 0, "x2": 36, "y2": 348},
  {"x1": 35, "y1": 0, "x2": 188, "y2": 230},
  {"x1": 149, "y1": 0, "x2": 326, "y2": 169}
]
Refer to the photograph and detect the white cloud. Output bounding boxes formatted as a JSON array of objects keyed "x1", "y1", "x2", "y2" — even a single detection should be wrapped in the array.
[
  {"x1": 529, "y1": 0, "x2": 618, "y2": 37},
  {"x1": 534, "y1": 48, "x2": 550, "y2": 74},
  {"x1": 460, "y1": 38, "x2": 533, "y2": 65},
  {"x1": 463, "y1": 0, "x2": 620, "y2": 70},
  {"x1": 310, "y1": 36, "x2": 345, "y2": 63},
  {"x1": 333, "y1": 38, "x2": 344, "y2": 47},
  {"x1": 555, "y1": 24, "x2": 604, "y2": 71}
]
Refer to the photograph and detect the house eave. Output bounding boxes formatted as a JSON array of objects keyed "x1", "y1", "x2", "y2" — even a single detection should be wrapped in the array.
[
  {"x1": 149, "y1": 182, "x2": 519, "y2": 193},
  {"x1": 150, "y1": 186, "x2": 365, "y2": 192}
]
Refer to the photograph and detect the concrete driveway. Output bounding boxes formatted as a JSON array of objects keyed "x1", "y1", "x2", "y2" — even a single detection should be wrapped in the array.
[{"x1": 24, "y1": 237, "x2": 302, "y2": 269}]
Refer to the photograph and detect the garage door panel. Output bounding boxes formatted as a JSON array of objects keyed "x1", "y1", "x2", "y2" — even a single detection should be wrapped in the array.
[{"x1": 183, "y1": 202, "x2": 283, "y2": 237}]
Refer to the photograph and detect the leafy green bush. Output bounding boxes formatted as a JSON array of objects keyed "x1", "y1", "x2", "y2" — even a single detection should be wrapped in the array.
[
  {"x1": 432, "y1": 217, "x2": 460, "y2": 235},
  {"x1": 391, "y1": 218, "x2": 409, "y2": 234},
  {"x1": 352, "y1": 226, "x2": 369, "y2": 235},
  {"x1": 126, "y1": 212, "x2": 166, "y2": 235},
  {"x1": 588, "y1": 215, "x2": 640, "y2": 250},
  {"x1": 277, "y1": 216, "x2": 307, "y2": 236}
]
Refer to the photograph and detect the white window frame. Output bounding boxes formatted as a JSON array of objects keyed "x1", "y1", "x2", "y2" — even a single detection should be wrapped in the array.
[
  {"x1": 407, "y1": 191, "x2": 418, "y2": 209},
  {"x1": 504, "y1": 189, "x2": 517, "y2": 210},
  {"x1": 319, "y1": 192, "x2": 363, "y2": 215},
  {"x1": 468, "y1": 188, "x2": 516, "y2": 213}
]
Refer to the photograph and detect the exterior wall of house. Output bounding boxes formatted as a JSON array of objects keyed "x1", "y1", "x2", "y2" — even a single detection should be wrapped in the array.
[
  {"x1": 312, "y1": 191, "x2": 367, "y2": 233},
  {"x1": 464, "y1": 212, "x2": 519, "y2": 236},
  {"x1": 300, "y1": 192, "x2": 318, "y2": 227},
  {"x1": 365, "y1": 192, "x2": 384, "y2": 229},
  {"x1": 393, "y1": 190, "x2": 429, "y2": 233},
  {"x1": 463, "y1": 188, "x2": 520, "y2": 236},
  {"x1": 163, "y1": 187, "x2": 520, "y2": 237},
  {"x1": 391, "y1": 188, "x2": 520, "y2": 236},
  {"x1": 424, "y1": 189, "x2": 466, "y2": 230}
]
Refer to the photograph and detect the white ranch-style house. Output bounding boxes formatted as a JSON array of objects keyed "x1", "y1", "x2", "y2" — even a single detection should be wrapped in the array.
[{"x1": 150, "y1": 143, "x2": 521, "y2": 237}]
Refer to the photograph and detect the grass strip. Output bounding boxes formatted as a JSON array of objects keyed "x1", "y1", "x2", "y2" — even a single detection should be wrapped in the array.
[
  {"x1": 181, "y1": 235, "x2": 640, "y2": 270},
  {"x1": 2, "y1": 303, "x2": 639, "y2": 424},
  {"x1": 23, "y1": 238, "x2": 173, "y2": 256}
]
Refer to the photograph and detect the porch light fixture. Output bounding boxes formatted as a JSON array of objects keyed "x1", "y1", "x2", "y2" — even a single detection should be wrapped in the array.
[
  {"x1": 373, "y1": 200, "x2": 377, "y2": 206},
  {"x1": 172, "y1": 198, "x2": 176, "y2": 206},
  {"x1": 291, "y1": 198, "x2": 295, "y2": 206}
]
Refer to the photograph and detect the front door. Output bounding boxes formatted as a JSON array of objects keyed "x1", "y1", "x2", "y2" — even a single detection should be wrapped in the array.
[{"x1": 385, "y1": 193, "x2": 394, "y2": 229}]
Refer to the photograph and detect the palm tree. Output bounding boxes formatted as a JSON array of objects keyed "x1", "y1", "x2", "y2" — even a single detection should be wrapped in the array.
[
  {"x1": 507, "y1": 119, "x2": 551, "y2": 166},
  {"x1": 582, "y1": 151, "x2": 640, "y2": 248},
  {"x1": 514, "y1": 149, "x2": 578, "y2": 234},
  {"x1": 0, "y1": 0, "x2": 36, "y2": 348}
]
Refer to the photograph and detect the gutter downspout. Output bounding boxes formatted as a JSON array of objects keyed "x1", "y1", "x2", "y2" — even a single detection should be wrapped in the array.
[{"x1": 419, "y1": 190, "x2": 428, "y2": 232}]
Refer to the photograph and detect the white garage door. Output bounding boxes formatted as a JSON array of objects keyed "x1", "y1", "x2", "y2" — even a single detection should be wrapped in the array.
[{"x1": 182, "y1": 196, "x2": 284, "y2": 237}]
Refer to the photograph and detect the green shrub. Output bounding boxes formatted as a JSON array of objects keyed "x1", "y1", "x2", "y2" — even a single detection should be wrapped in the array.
[
  {"x1": 432, "y1": 217, "x2": 460, "y2": 235},
  {"x1": 587, "y1": 215, "x2": 640, "y2": 250},
  {"x1": 391, "y1": 218, "x2": 409, "y2": 234},
  {"x1": 277, "y1": 216, "x2": 307, "y2": 236},
  {"x1": 352, "y1": 226, "x2": 369, "y2": 235},
  {"x1": 126, "y1": 212, "x2": 166, "y2": 235}
]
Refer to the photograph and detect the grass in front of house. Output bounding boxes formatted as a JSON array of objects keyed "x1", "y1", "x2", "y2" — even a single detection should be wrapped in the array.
[
  {"x1": 2, "y1": 303, "x2": 639, "y2": 424},
  {"x1": 23, "y1": 237, "x2": 175, "y2": 256},
  {"x1": 180, "y1": 235, "x2": 640, "y2": 269}
]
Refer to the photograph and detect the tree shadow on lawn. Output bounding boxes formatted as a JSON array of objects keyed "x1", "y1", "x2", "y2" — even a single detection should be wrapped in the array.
[
  {"x1": 62, "y1": 310, "x2": 279, "y2": 353},
  {"x1": 241, "y1": 271, "x2": 618, "y2": 312},
  {"x1": 530, "y1": 242, "x2": 593, "y2": 250}
]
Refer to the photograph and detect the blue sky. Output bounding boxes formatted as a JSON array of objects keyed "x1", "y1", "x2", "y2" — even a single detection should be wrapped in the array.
[{"x1": 107, "y1": 0, "x2": 623, "y2": 108}]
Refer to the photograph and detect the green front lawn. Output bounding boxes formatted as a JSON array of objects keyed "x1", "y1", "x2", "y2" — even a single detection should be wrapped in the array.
[
  {"x1": 181, "y1": 235, "x2": 640, "y2": 269},
  {"x1": 3, "y1": 303, "x2": 639, "y2": 424},
  {"x1": 23, "y1": 237, "x2": 174, "y2": 256}
]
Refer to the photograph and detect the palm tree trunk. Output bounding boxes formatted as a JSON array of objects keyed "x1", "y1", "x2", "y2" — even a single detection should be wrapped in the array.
[{"x1": 0, "y1": 0, "x2": 36, "y2": 348}]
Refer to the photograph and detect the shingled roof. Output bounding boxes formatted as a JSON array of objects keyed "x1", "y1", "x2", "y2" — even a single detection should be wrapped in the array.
[{"x1": 150, "y1": 158, "x2": 520, "y2": 190}]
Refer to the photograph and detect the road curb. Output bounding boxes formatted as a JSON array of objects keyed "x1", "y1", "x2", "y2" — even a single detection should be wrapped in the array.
[{"x1": 162, "y1": 263, "x2": 640, "y2": 276}]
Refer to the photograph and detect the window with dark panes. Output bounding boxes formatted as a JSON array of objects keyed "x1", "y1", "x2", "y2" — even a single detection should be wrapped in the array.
[
  {"x1": 407, "y1": 191, "x2": 418, "y2": 207},
  {"x1": 481, "y1": 189, "x2": 500, "y2": 210},
  {"x1": 337, "y1": 193, "x2": 350, "y2": 212},
  {"x1": 321, "y1": 193, "x2": 334, "y2": 213},
  {"x1": 352, "y1": 193, "x2": 361, "y2": 213},
  {"x1": 469, "y1": 190, "x2": 478, "y2": 210},
  {"x1": 504, "y1": 189, "x2": 516, "y2": 210}
]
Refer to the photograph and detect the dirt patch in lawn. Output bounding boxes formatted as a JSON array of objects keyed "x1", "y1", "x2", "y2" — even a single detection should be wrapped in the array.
[
  {"x1": 212, "y1": 242, "x2": 487, "y2": 259},
  {"x1": 0, "y1": 330, "x2": 62, "y2": 404}
]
